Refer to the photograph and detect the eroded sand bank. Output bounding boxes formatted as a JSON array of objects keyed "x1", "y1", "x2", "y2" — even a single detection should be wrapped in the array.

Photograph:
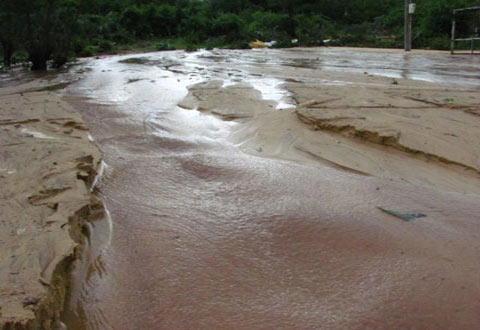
[
  {"x1": 179, "y1": 56, "x2": 480, "y2": 194},
  {"x1": 0, "y1": 79, "x2": 103, "y2": 329}
]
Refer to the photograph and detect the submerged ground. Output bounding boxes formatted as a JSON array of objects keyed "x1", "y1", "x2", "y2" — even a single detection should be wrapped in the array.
[{"x1": 2, "y1": 47, "x2": 480, "y2": 329}]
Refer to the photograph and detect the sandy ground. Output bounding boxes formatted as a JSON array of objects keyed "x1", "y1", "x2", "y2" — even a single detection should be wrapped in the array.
[
  {"x1": 1, "y1": 47, "x2": 480, "y2": 329},
  {"x1": 180, "y1": 64, "x2": 480, "y2": 194},
  {"x1": 0, "y1": 79, "x2": 102, "y2": 329},
  {"x1": 57, "y1": 48, "x2": 480, "y2": 330}
]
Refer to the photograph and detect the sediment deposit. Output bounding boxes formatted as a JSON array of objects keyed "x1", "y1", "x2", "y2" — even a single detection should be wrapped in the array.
[
  {"x1": 182, "y1": 62, "x2": 480, "y2": 194},
  {"x1": 0, "y1": 81, "x2": 102, "y2": 329},
  {"x1": 62, "y1": 48, "x2": 480, "y2": 329},
  {"x1": 2, "y1": 48, "x2": 480, "y2": 329}
]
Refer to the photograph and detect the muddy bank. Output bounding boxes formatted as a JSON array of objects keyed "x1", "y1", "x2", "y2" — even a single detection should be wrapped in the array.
[
  {"x1": 289, "y1": 79, "x2": 480, "y2": 194},
  {"x1": 0, "y1": 81, "x2": 103, "y2": 329},
  {"x1": 181, "y1": 66, "x2": 480, "y2": 194}
]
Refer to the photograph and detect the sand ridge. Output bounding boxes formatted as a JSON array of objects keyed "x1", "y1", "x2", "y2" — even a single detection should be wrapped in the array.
[{"x1": 178, "y1": 61, "x2": 480, "y2": 194}]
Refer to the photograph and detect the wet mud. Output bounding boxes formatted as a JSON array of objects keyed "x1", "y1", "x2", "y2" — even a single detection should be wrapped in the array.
[
  {"x1": 0, "y1": 81, "x2": 103, "y2": 329},
  {"x1": 64, "y1": 48, "x2": 480, "y2": 329}
]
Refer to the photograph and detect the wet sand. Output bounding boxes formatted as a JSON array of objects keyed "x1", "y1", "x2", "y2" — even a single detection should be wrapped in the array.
[
  {"x1": 0, "y1": 78, "x2": 103, "y2": 329},
  {"x1": 61, "y1": 48, "x2": 480, "y2": 329},
  {"x1": 1, "y1": 47, "x2": 480, "y2": 329}
]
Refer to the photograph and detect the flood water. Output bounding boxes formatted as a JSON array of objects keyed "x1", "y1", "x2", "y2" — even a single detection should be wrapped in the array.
[{"x1": 64, "y1": 49, "x2": 480, "y2": 329}]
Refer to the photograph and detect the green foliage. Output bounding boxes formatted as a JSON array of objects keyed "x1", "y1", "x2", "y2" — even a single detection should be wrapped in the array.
[
  {"x1": 417, "y1": 0, "x2": 457, "y2": 37},
  {"x1": 78, "y1": 13, "x2": 128, "y2": 43},
  {"x1": 294, "y1": 14, "x2": 332, "y2": 46},
  {"x1": 80, "y1": 45, "x2": 100, "y2": 57},
  {"x1": 95, "y1": 38, "x2": 115, "y2": 52},
  {"x1": 184, "y1": 43, "x2": 198, "y2": 52},
  {"x1": 247, "y1": 11, "x2": 290, "y2": 40},
  {"x1": 155, "y1": 41, "x2": 175, "y2": 51},
  {"x1": 426, "y1": 36, "x2": 451, "y2": 50},
  {"x1": 0, "y1": 1, "x2": 17, "y2": 66},
  {"x1": 209, "y1": 0, "x2": 245, "y2": 13},
  {"x1": 121, "y1": 6, "x2": 149, "y2": 37},
  {"x1": 212, "y1": 14, "x2": 245, "y2": 41},
  {"x1": 148, "y1": 5, "x2": 178, "y2": 37},
  {"x1": 224, "y1": 40, "x2": 249, "y2": 50},
  {"x1": 11, "y1": 51, "x2": 29, "y2": 64},
  {"x1": 2, "y1": 0, "x2": 480, "y2": 70},
  {"x1": 180, "y1": 12, "x2": 210, "y2": 43}
]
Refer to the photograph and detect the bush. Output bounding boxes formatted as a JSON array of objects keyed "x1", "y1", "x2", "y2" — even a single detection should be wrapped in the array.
[
  {"x1": 225, "y1": 40, "x2": 249, "y2": 49},
  {"x1": 294, "y1": 14, "x2": 333, "y2": 46},
  {"x1": 185, "y1": 43, "x2": 198, "y2": 52},
  {"x1": 121, "y1": 6, "x2": 149, "y2": 37},
  {"x1": 426, "y1": 36, "x2": 451, "y2": 50},
  {"x1": 79, "y1": 45, "x2": 100, "y2": 57},
  {"x1": 146, "y1": 4, "x2": 178, "y2": 37},
  {"x1": 11, "y1": 51, "x2": 28, "y2": 64},
  {"x1": 180, "y1": 13, "x2": 210, "y2": 42},
  {"x1": 212, "y1": 13, "x2": 245, "y2": 41},
  {"x1": 247, "y1": 11, "x2": 290, "y2": 40},
  {"x1": 416, "y1": 0, "x2": 455, "y2": 38},
  {"x1": 95, "y1": 38, "x2": 115, "y2": 52},
  {"x1": 271, "y1": 38, "x2": 295, "y2": 48},
  {"x1": 155, "y1": 42, "x2": 175, "y2": 51}
]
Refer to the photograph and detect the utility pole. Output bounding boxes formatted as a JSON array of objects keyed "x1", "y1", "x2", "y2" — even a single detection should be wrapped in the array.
[{"x1": 404, "y1": 0, "x2": 413, "y2": 51}]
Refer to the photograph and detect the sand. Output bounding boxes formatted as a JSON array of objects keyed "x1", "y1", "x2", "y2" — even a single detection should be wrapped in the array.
[
  {"x1": 68, "y1": 48, "x2": 480, "y2": 329},
  {"x1": 180, "y1": 64, "x2": 480, "y2": 194},
  {"x1": 0, "y1": 80, "x2": 102, "y2": 329},
  {"x1": 1, "y1": 47, "x2": 480, "y2": 329}
]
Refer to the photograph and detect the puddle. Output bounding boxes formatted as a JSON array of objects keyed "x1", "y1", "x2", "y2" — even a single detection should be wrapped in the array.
[{"x1": 247, "y1": 77, "x2": 296, "y2": 110}]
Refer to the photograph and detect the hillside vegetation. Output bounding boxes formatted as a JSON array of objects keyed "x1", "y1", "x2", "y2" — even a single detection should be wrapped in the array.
[{"x1": 1, "y1": 0, "x2": 479, "y2": 70}]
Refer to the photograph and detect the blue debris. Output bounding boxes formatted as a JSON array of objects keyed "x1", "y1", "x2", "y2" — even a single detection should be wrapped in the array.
[{"x1": 377, "y1": 207, "x2": 426, "y2": 222}]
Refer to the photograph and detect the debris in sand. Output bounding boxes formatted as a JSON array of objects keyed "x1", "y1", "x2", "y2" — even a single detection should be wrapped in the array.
[
  {"x1": 22, "y1": 297, "x2": 40, "y2": 308},
  {"x1": 377, "y1": 207, "x2": 426, "y2": 222},
  {"x1": 249, "y1": 40, "x2": 277, "y2": 48}
]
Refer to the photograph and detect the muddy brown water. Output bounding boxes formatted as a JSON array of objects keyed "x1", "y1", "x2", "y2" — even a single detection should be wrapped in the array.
[{"x1": 62, "y1": 49, "x2": 480, "y2": 329}]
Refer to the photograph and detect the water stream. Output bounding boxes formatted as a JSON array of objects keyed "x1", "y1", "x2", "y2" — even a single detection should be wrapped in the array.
[{"x1": 63, "y1": 49, "x2": 480, "y2": 329}]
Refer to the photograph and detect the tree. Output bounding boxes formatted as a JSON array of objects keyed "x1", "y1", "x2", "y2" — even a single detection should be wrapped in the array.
[
  {"x1": 0, "y1": 0, "x2": 19, "y2": 66},
  {"x1": 1, "y1": 0, "x2": 80, "y2": 70},
  {"x1": 146, "y1": 4, "x2": 179, "y2": 37},
  {"x1": 208, "y1": 0, "x2": 245, "y2": 14},
  {"x1": 247, "y1": 11, "x2": 290, "y2": 40},
  {"x1": 212, "y1": 13, "x2": 245, "y2": 41},
  {"x1": 3, "y1": 0, "x2": 480, "y2": 66}
]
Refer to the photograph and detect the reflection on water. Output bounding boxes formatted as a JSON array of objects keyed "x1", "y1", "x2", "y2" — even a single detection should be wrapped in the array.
[
  {"x1": 277, "y1": 50, "x2": 480, "y2": 85},
  {"x1": 194, "y1": 48, "x2": 480, "y2": 85},
  {"x1": 64, "y1": 48, "x2": 480, "y2": 330}
]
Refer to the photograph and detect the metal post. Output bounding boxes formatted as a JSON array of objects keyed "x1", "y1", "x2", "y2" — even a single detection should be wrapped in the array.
[
  {"x1": 451, "y1": 15, "x2": 456, "y2": 54},
  {"x1": 404, "y1": 0, "x2": 409, "y2": 51},
  {"x1": 408, "y1": 7, "x2": 413, "y2": 50}
]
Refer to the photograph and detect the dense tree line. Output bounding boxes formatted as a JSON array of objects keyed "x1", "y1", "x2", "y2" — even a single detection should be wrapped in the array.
[{"x1": 1, "y1": 0, "x2": 479, "y2": 70}]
